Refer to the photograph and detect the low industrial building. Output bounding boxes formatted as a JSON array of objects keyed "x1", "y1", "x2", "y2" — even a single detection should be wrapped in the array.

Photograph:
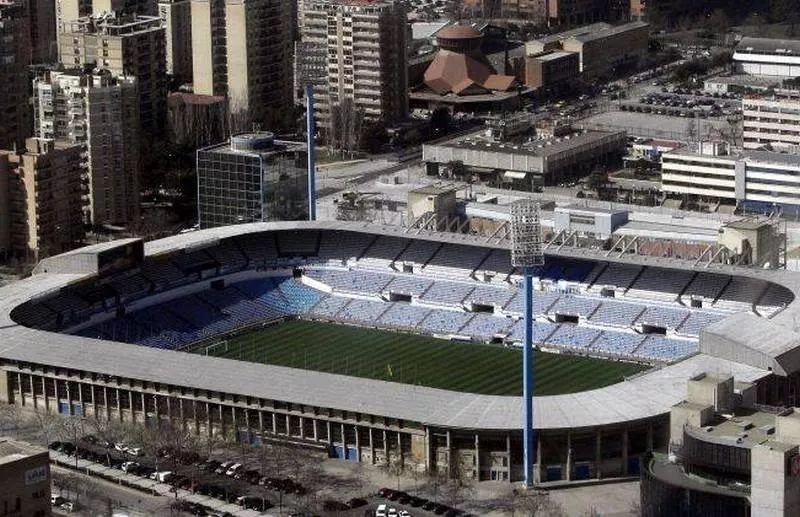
[
  {"x1": 561, "y1": 21, "x2": 649, "y2": 79},
  {"x1": 422, "y1": 130, "x2": 626, "y2": 188},
  {"x1": 0, "y1": 438, "x2": 51, "y2": 517},
  {"x1": 733, "y1": 37, "x2": 800, "y2": 78},
  {"x1": 524, "y1": 22, "x2": 611, "y2": 56},
  {"x1": 661, "y1": 141, "x2": 800, "y2": 214}
]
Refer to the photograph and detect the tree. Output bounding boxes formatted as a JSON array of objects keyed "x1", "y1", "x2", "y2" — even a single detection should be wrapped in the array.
[
  {"x1": 706, "y1": 9, "x2": 729, "y2": 35},
  {"x1": 585, "y1": 168, "x2": 609, "y2": 196},
  {"x1": 54, "y1": 415, "x2": 89, "y2": 469},
  {"x1": 510, "y1": 488, "x2": 567, "y2": 516},
  {"x1": 90, "y1": 419, "x2": 131, "y2": 467},
  {"x1": 27, "y1": 408, "x2": 61, "y2": 450},
  {"x1": 440, "y1": 454, "x2": 476, "y2": 511},
  {"x1": 255, "y1": 442, "x2": 292, "y2": 512},
  {"x1": 329, "y1": 98, "x2": 364, "y2": 156}
]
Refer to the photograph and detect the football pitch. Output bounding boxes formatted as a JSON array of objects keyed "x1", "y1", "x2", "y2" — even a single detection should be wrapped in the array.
[{"x1": 184, "y1": 320, "x2": 647, "y2": 396}]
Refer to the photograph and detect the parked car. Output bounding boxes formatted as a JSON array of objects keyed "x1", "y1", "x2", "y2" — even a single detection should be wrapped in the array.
[
  {"x1": 120, "y1": 461, "x2": 139, "y2": 473},
  {"x1": 346, "y1": 498, "x2": 367, "y2": 509},
  {"x1": 214, "y1": 460, "x2": 234, "y2": 475},
  {"x1": 224, "y1": 462, "x2": 242, "y2": 476},
  {"x1": 51, "y1": 496, "x2": 66, "y2": 506},
  {"x1": 322, "y1": 500, "x2": 350, "y2": 512},
  {"x1": 200, "y1": 459, "x2": 221, "y2": 472}
]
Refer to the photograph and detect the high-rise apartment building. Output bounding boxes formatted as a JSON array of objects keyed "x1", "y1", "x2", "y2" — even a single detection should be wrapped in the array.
[
  {"x1": 158, "y1": 0, "x2": 192, "y2": 82},
  {"x1": 191, "y1": 0, "x2": 294, "y2": 130},
  {"x1": 33, "y1": 69, "x2": 140, "y2": 226},
  {"x1": 59, "y1": 13, "x2": 166, "y2": 134},
  {"x1": 197, "y1": 132, "x2": 308, "y2": 228},
  {"x1": 302, "y1": 0, "x2": 408, "y2": 137},
  {"x1": 0, "y1": 0, "x2": 31, "y2": 152},
  {"x1": 1, "y1": 138, "x2": 86, "y2": 259},
  {"x1": 29, "y1": 0, "x2": 57, "y2": 63},
  {"x1": 55, "y1": 0, "x2": 157, "y2": 40}
]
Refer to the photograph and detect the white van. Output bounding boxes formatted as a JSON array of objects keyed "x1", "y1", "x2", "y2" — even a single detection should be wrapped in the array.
[{"x1": 375, "y1": 504, "x2": 387, "y2": 517}]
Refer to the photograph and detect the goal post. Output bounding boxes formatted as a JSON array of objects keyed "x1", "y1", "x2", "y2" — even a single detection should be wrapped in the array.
[{"x1": 205, "y1": 340, "x2": 229, "y2": 356}]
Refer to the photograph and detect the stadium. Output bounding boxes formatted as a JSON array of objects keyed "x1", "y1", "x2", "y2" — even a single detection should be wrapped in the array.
[{"x1": 1, "y1": 219, "x2": 799, "y2": 484}]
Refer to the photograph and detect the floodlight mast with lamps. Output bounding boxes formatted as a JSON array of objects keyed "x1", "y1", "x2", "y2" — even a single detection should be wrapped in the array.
[{"x1": 510, "y1": 199, "x2": 544, "y2": 488}]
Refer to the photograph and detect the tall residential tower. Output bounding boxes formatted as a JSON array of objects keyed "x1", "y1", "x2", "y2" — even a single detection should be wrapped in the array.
[
  {"x1": 0, "y1": 0, "x2": 31, "y2": 151},
  {"x1": 191, "y1": 0, "x2": 294, "y2": 130},
  {"x1": 301, "y1": 0, "x2": 408, "y2": 138}
]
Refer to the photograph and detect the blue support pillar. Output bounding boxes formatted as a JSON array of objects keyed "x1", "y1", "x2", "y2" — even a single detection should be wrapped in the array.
[
  {"x1": 523, "y1": 268, "x2": 535, "y2": 488},
  {"x1": 306, "y1": 83, "x2": 316, "y2": 221}
]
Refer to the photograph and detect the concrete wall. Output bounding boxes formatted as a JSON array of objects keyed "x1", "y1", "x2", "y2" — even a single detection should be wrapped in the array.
[{"x1": 751, "y1": 443, "x2": 800, "y2": 517}]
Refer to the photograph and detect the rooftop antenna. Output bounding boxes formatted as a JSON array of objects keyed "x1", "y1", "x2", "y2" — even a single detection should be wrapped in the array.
[{"x1": 510, "y1": 198, "x2": 544, "y2": 488}]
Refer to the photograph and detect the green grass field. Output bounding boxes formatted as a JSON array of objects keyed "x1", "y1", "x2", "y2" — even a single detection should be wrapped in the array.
[{"x1": 184, "y1": 320, "x2": 647, "y2": 396}]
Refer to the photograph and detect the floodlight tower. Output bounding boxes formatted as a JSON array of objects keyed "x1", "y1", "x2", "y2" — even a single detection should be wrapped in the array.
[
  {"x1": 510, "y1": 198, "x2": 544, "y2": 488},
  {"x1": 306, "y1": 83, "x2": 317, "y2": 221}
]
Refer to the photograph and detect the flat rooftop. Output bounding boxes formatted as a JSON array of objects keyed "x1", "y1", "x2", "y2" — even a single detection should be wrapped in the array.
[
  {"x1": 0, "y1": 438, "x2": 47, "y2": 465},
  {"x1": 534, "y1": 51, "x2": 575, "y2": 62},
  {"x1": 570, "y1": 21, "x2": 649, "y2": 43},
  {"x1": 691, "y1": 409, "x2": 777, "y2": 449},
  {"x1": 439, "y1": 130, "x2": 624, "y2": 158},
  {"x1": 531, "y1": 23, "x2": 611, "y2": 45},
  {"x1": 736, "y1": 36, "x2": 800, "y2": 55}
]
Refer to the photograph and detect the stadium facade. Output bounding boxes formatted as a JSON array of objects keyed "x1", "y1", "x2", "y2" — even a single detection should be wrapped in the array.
[{"x1": 1, "y1": 221, "x2": 799, "y2": 485}]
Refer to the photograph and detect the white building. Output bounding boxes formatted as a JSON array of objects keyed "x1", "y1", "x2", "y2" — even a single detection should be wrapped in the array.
[
  {"x1": 734, "y1": 37, "x2": 800, "y2": 78},
  {"x1": 742, "y1": 93, "x2": 800, "y2": 151},
  {"x1": 32, "y1": 69, "x2": 140, "y2": 227},
  {"x1": 661, "y1": 141, "x2": 800, "y2": 212}
]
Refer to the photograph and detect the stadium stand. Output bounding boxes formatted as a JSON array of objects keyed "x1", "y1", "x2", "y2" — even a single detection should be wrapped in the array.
[
  {"x1": 278, "y1": 279, "x2": 323, "y2": 312},
  {"x1": 590, "y1": 331, "x2": 645, "y2": 357},
  {"x1": 637, "y1": 305, "x2": 689, "y2": 330},
  {"x1": 678, "y1": 311, "x2": 727, "y2": 337},
  {"x1": 205, "y1": 240, "x2": 248, "y2": 273},
  {"x1": 276, "y1": 231, "x2": 320, "y2": 256},
  {"x1": 538, "y1": 259, "x2": 595, "y2": 283},
  {"x1": 550, "y1": 296, "x2": 601, "y2": 318},
  {"x1": 423, "y1": 245, "x2": 490, "y2": 279},
  {"x1": 419, "y1": 309, "x2": 474, "y2": 334},
  {"x1": 626, "y1": 268, "x2": 695, "y2": 301},
  {"x1": 235, "y1": 234, "x2": 278, "y2": 264},
  {"x1": 507, "y1": 319, "x2": 559, "y2": 342},
  {"x1": 475, "y1": 249, "x2": 515, "y2": 281},
  {"x1": 378, "y1": 303, "x2": 432, "y2": 329},
  {"x1": 459, "y1": 313, "x2": 514, "y2": 339},
  {"x1": 140, "y1": 261, "x2": 191, "y2": 290},
  {"x1": 468, "y1": 285, "x2": 516, "y2": 308},
  {"x1": 339, "y1": 298, "x2": 390, "y2": 323},
  {"x1": 396, "y1": 240, "x2": 441, "y2": 267},
  {"x1": 681, "y1": 272, "x2": 731, "y2": 304},
  {"x1": 315, "y1": 231, "x2": 373, "y2": 265},
  {"x1": 504, "y1": 290, "x2": 560, "y2": 315},
  {"x1": 357, "y1": 236, "x2": 409, "y2": 270},
  {"x1": 589, "y1": 300, "x2": 646, "y2": 327},
  {"x1": 546, "y1": 324, "x2": 601, "y2": 350},
  {"x1": 384, "y1": 275, "x2": 434, "y2": 297},
  {"x1": 171, "y1": 250, "x2": 216, "y2": 274},
  {"x1": 308, "y1": 295, "x2": 350, "y2": 318},
  {"x1": 590, "y1": 263, "x2": 643, "y2": 291},
  {"x1": 714, "y1": 277, "x2": 764, "y2": 311},
  {"x1": 108, "y1": 273, "x2": 152, "y2": 302},
  {"x1": 634, "y1": 335, "x2": 699, "y2": 362},
  {"x1": 306, "y1": 269, "x2": 393, "y2": 295},
  {"x1": 419, "y1": 281, "x2": 476, "y2": 306}
]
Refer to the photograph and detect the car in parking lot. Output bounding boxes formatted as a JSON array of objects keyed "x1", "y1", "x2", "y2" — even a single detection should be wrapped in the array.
[
  {"x1": 346, "y1": 498, "x2": 367, "y2": 509},
  {"x1": 236, "y1": 496, "x2": 272, "y2": 511},
  {"x1": 323, "y1": 500, "x2": 350, "y2": 512},
  {"x1": 200, "y1": 459, "x2": 221, "y2": 472},
  {"x1": 120, "y1": 461, "x2": 140, "y2": 473},
  {"x1": 214, "y1": 460, "x2": 234, "y2": 474},
  {"x1": 224, "y1": 462, "x2": 242, "y2": 476}
]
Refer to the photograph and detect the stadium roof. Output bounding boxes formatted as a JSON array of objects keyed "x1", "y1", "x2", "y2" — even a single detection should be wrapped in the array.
[
  {"x1": 0, "y1": 272, "x2": 768, "y2": 430},
  {"x1": 3, "y1": 221, "x2": 800, "y2": 430},
  {"x1": 736, "y1": 37, "x2": 800, "y2": 55}
]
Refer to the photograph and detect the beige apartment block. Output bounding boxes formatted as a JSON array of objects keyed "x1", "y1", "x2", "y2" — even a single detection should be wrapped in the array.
[
  {"x1": 59, "y1": 13, "x2": 166, "y2": 134},
  {"x1": 159, "y1": 0, "x2": 192, "y2": 82},
  {"x1": 33, "y1": 69, "x2": 140, "y2": 227},
  {"x1": 302, "y1": 0, "x2": 408, "y2": 137},
  {"x1": 1, "y1": 138, "x2": 87, "y2": 259},
  {"x1": 191, "y1": 0, "x2": 294, "y2": 130}
]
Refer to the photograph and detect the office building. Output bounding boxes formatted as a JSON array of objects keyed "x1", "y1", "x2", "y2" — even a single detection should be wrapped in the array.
[
  {"x1": 661, "y1": 142, "x2": 800, "y2": 213},
  {"x1": 33, "y1": 69, "x2": 140, "y2": 227},
  {"x1": 1, "y1": 138, "x2": 86, "y2": 259},
  {"x1": 0, "y1": 438, "x2": 51, "y2": 517},
  {"x1": 197, "y1": 132, "x2": 308, "y2": 228},
  {"x1": 191, "y1": 0, "x2": 294, "y2": 131},
  {"x1": 743, "y1": 93, "x2": 800, "y2": 151},
  {"x1": 158, "y1": 0, "x2": 192, "y2": 82},
  {"x1": 0, "y1": 0, "x2": 31, "y2": 152},
  {"x1": 59, "y1": 13, "x2": 167, "y2": 135},
  {"x1": 641, "y1": 373, "x2": 800, "y2": 517},
  {"x1": 302, "y1": 0, "x2": 408, "y2": 136},
  {"x1": 561, "y1": 21, "x2": 649, "y2": 79},
  {"x1": 734, "y1": 37, "x2": 800, "y2": 79},
  {"x1": 524, "y1": 50, "x2": 579, "y2": 91}
]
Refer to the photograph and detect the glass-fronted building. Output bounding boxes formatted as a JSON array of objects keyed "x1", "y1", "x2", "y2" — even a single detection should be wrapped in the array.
[{"x1": 197, "y1": 132, "x2": 308, "y2": 228}]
